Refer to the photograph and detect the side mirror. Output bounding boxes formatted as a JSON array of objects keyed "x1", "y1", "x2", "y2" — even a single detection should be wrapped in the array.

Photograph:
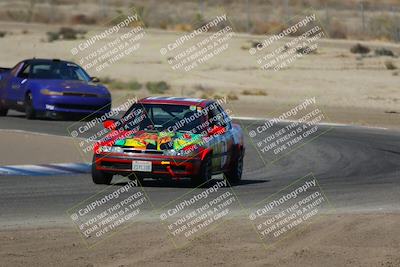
[
  {"x1": 91, "y1": 77, "x2": 100, "y2": 83},
  {"x1": 103, "y1": 120, "x2": 116, "y2": 130}
]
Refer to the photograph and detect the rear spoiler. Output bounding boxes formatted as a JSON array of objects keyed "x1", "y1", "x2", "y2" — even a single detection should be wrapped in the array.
[{"x1": 0, "y1": 67, "x2": 11, "y2": 73}]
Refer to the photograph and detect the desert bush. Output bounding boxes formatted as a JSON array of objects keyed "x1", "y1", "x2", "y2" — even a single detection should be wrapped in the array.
[
  {"x1": 329, "y1": 20, "x2": 347, "y2": 39},
  {"x1": 146, "y1": 81, "x2": 170, "y2": 94},
  {"x1": 227, "y1": 92, "x2": 239, "y2": 101},
  {"x1": 384, "y1": 60, "x2": 397, "y2": 70},
  {"x1": 47, "y1": 28, "x2": 86, "y2": 42},
  {"x1": 375, "y1": 48, "x2": 395, "y2": 57},
  {"x1": 101, "y1": 78, "x2": 142, "y2": 90},
  {"x1": 192, "y1": 12, "x2": 205, "y2": 29},
  {"x1": 0, "y1": 31, "x2": 6, "y2": 38},
  {"x1": 126, "y1": 81, "x2": 142, "y2": 90},
  {"x1": 171, "y1": 24, "x2": 193, "y2": 32},
  {"x1": 241, "y1": 89, "x2": 268, "y2": 96},
  {"x1": 350, "y1": 43, "x2": 370, "y2": 54},
  {"x1": 252, "y1": 21, "x2": 287, "y2": 35},
  {"x1": 240, "y1": 40, "x2": 262, "y2": 50},
  {"x1": 59, "y1": 27, "x2": 85, "y2": 40},
  {"x1": 71, "y1": 14, "x2": 97, "y2": 25},
  {"x1": 296, "y1": 46, "x2": 317, "y2": 55},
  {"x1": 46, "y1": 31, "x2": 60, "y2": 42}
]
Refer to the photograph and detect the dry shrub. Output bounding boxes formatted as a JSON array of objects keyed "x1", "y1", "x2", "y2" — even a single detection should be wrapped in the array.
[
  {"x1": 227, "y1": 92, "x2": 239, "y2": 101},
  {"x1": 252, "y1": 21, "x2": 287, "y2": 35},
  {"x1": 59, "y1": 27, "x2": 86, "y2": 40},
  {"x1": 146, "y1": 81, "x2": 170, "y2": 94},
  {"x1": 329, "y1": 20, "x2": 347, "y2": 39},
  {"x1": 241, "y1": 89, "x2": 268, "y2": 96},
  {"x1": 70, "y1": 14, "x2": 97, "y2": 25},
  {"x1": 375, "y1": 48, "x2": 395, "y2": 57},
  {"x1": 350, "y1": 43, "x2": 370, "y2": 54},
  {"x1": 195, "y1": 84, "x2": 215, "y2": 98},
  {"x1": 170, "y1": 24, "x2": 193, "y2": 32},
  {"x1": 384, "y1": 60, "x2": 397, "y2": 70}
]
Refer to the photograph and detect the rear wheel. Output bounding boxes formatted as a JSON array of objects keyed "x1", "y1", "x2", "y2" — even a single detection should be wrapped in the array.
[
  {"x1": 224, "y1": 148, "x2": 244, "y2": 184},
  {"x1": 25, "y1": 92, "x2": 36, "y2": 120},
  {"x1": 91, "y1": 157, "x2": 113, "y2": 185},
  {"x1": 0, "y1": 102, "x2": 8, "y2": 116},
  {"x1": 192, "y1": 155, "x2": 212, "y2": 187}
]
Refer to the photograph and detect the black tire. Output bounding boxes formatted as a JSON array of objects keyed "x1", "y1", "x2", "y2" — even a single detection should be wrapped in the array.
[
  {"x1": 91, "y1": 157, "x2": 113, "y2": 185},
  {"x1": 224, "y1": 148, "x2": 244, "y2": 184},
  {"x1": 192, "y1": 155, "x2": 212, "y2": 187},
  {"x1": 25, "y1": 92, "x2": 36, "y2": 120},
  {"x1": 0, "y1": 102, "x2": 8, "y2": 116}
]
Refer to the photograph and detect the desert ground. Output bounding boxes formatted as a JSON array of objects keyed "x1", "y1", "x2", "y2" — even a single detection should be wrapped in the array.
[
  {"x1": 1, "y1": 214, "x2": 399, "y2": 267},
  {"x1": 0, "y1": 21, "x2": 399, "y2": 128},
  {"x1": 0, "y1": 13, "x2": 399, "y2": 267}
]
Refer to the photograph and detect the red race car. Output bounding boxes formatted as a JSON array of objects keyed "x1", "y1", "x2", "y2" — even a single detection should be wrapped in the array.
[{"x1": 92, "y1": 97, "x2": 245, "y2": 186}]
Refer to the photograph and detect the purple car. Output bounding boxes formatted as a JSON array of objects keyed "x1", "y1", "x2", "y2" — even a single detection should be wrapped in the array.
[{"x1": 0, "y1": 58, "x2": 111, "y2": 119}]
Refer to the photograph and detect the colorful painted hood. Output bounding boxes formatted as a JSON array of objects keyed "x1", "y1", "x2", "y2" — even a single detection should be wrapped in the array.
[{"x1": 101, "y1": 130, "x2": 206, "y2": 152}]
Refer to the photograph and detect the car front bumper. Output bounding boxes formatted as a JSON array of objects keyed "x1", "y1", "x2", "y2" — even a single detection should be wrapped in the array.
[
  {"x1": 36, "y1": 95, "x2": 111, "y2": 115},
  {"x1": 94, "y1": 153, "x2": 202, "y2": 179}
]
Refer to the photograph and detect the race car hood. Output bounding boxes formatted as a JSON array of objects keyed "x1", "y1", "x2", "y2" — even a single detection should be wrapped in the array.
[{"x1": 97, "y1": 130, "x2": 206, "y2": 152}]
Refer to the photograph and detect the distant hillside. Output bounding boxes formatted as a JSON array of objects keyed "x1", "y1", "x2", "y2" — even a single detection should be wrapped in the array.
[{"x1": 0, "y1": 0, "x2": 399, "y2": 41}]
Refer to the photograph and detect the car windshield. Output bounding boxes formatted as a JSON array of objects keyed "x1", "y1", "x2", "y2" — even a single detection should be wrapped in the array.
[
  {"x1": 23, "y1": 61, "x2": 91, "y2": 81},
  {"x1": 120, "y1": 103, "x2": 205, "y2": 133}
]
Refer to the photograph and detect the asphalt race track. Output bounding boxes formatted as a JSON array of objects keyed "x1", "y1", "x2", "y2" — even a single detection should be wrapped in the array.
[{"x1": 0, "y1": 111, "x2": 399, "y2": 227}]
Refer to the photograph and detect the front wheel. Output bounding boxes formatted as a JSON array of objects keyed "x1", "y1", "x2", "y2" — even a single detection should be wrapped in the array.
[
  {"x1": 0, "y1": 102, "x2": 8, "y2": 116},
  {"x1": 25, "y1": 92, "x2": 36, "y2": 120},
  {"x1": 92, "y1": 157, "x2": 113, "y2": 184},
  {"x1": 192, "y1": 155, "x2": 212, "y2": 187},
  {"x1": 224, "y1": 149, "x2": 244, "y2": 184}
]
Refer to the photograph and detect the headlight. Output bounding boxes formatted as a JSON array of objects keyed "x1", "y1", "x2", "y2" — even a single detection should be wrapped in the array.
[
  {"x1": 98, "y1": 146, "x2": 123, "y2": 153},
  {"x1": 163, "y1": 147, "x2": 200, "y2": 157},
  {"x1": 40, "y1": 89, "x2": 63, "y2": 96},
  {"x1": 163, "y1": 149, "x2": 179, "y2": 156}
]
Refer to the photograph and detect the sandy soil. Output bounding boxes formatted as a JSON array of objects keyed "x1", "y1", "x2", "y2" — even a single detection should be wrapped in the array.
[
  {"x1": 0, "y1": 213, "x2": 399, "y2": 267},
  {"x1": 0, "y1": 22, "x2": 399, "y2": 129}
]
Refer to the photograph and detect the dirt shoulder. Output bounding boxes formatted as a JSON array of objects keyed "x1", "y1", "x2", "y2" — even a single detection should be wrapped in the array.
[{"x1": 1, "y1": 213, "x2": 399, "y2": 267}]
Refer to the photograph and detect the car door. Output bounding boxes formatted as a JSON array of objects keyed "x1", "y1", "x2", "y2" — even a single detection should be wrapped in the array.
[
  {"x1": 207, "y1": 103, "x2": 234, "y2": 172},
  {"x1": 0, "y1": 62, "x2": 24, "y2": 107},
  {"x1": 8, "y1": 62, "x2": 30, "y2": 108},
  {"x1": 216, "y1": 104, "x2": 234, "y2": 170}
]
